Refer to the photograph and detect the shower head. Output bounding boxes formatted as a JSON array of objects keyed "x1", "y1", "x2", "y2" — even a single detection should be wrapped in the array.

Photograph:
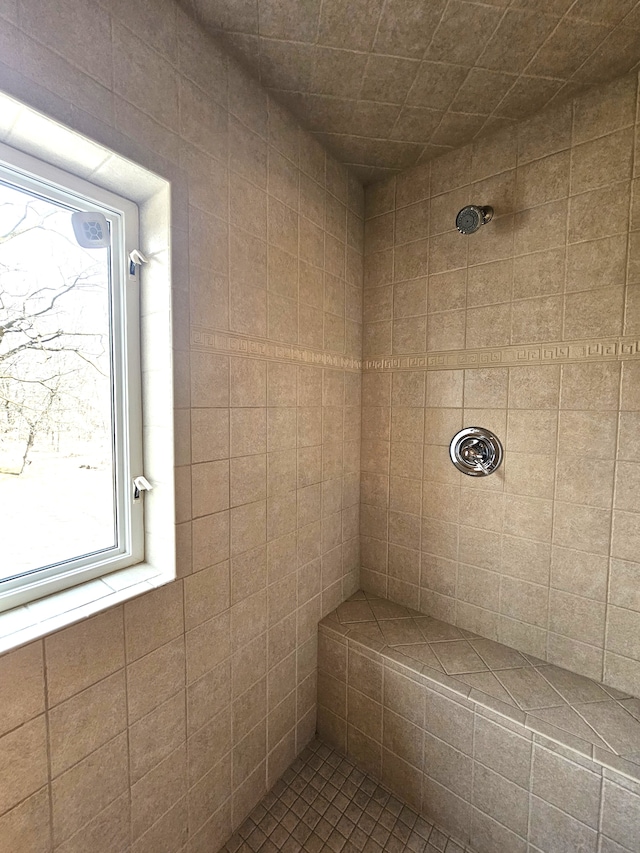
[{"x1": 455, "y1": 205, "x2": 493, "y2": 235}]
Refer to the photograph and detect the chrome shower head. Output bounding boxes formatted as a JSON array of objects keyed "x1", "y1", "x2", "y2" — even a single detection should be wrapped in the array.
[{"x1": 455, "y1": 205, "x2": 493, "y2": 235}]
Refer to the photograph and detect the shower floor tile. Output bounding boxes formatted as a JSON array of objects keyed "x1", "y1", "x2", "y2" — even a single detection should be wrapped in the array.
[{"x1": 221, "y1": 739, "x2": 475, "y2": 853}]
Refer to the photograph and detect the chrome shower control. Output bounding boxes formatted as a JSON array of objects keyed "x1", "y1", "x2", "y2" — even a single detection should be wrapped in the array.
[{"x1": 449, "y1": 427, "x2": 503, "y2": 477}]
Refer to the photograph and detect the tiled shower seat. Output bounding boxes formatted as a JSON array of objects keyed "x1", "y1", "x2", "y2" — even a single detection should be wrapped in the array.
[{"x1": 317, "y1": 591, "x2": 640, "y2": 852}]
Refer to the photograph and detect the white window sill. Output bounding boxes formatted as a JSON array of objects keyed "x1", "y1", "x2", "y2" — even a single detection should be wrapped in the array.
[{"x1": 0, "y1": 565, "x2": 173, "y2": 654}]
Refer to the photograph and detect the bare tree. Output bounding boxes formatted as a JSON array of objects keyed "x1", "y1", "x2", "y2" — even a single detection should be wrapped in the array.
[{"x1": 0, "y1": 199, "x2": 110, "y2": 473}]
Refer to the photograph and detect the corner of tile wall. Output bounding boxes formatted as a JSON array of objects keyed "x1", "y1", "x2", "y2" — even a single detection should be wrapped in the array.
[{"x1": 360, "y1": 67, "x2": 640, "y2": 697}]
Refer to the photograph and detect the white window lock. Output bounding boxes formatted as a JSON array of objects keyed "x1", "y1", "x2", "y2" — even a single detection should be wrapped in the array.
[{"x1": 133, "y1": 475, "x2": 153, "y2": 500}]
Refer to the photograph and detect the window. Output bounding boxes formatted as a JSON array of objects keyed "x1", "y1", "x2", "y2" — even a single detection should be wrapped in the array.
[{"x1": 0, "y1": 141, "x2": 146, "y2": 612}]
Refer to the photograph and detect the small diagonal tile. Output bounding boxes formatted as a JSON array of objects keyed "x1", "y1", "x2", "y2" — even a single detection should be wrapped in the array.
[
  {"x1": 394, "y1": 642, "x2": 444, "y2": 670},
  {"x1": 386, "y1": 796, "x2": 403, "y2": 816},
  {"x1": 292, "y1": 797, "x2": 309, "y2": 818},
  {"x1": 430, "y1": 640, "x2": 489, "y2": 675},
  {"x1": 220, "y1": 737, "x2": 474, "y2": 853},
  {"x1": 327, "y1": 827, "x2": 347, "y2": 851},
  {"x1": 347, "y1": 621, "x2": 386, "y2": 645},
  {"x1": 281, "y1": 788, "x2": 297, "y2": 807},
  {"x1": 369, "y1": 599, "x2": 413, "y2": 620},
  {"x1": 281, "y1": 810, "x2": 299, "y2": 833},
  {"x1": 303, "y1": 833, "x2": 324, "y2": 851},
  {"x1": 415, "y1": 617, "x2": 466, "y2": 642},
  {"x1": 380, "y1": 618, "x2": 427, "y2": 645},
  {"x1": 326, "y1": 804, "x2": 342, "y2": 825},
  {"x1": 372, "y1": 785, "x2": 389, "y2": 805},
  {"x1": 353, "y1": 789, "x2": 369, "y2": 809},
  {"x1": 427, "y1": 826, "x2": 448, "y2": 850},
  {"x1": 575, "y1": 700, "x2": 640, "y2": 756},
  {"x1": 537, "y1": 664, "x2": 611, "y2": 705},
  {"x1": 303, "y1": 806, "x2": 322, "y2": 829},
  {"x1": 414, "y1": 817, "x2": 433, "y2": 840},
  {"x1": 349, "y1": 826, "x2": 368, "y2": 850},
  {"x1": 292, "y1": 775, "x2": 307, "y2": 793},
  {"x1": 251, "y1": 803, "x2": 268, "y2": 823},
  {"x1": 364, "y1": 799, "x2": 383, "y2": 820},
  {"x1": 239, "y1": 818, "x2": 257, "y2": 838},
  {"x1": 379, "y1": 808, "x2": 397, "y2": 831},
  {"x1": 270, "y1": 824, "x2": 289, "y2": 846},
  {"x1": 406, "y1": 830, "x2": 427, "y2": 852},
  {"x1": 398, "y1": 805, "x2": 418, "y2": 829},
  {"x1": 387, "y1": 836, "x2": 407, "y2": 853},
  {"x1": 337, "y1": 814, "x2": 355, "y2": 838},
  {"x1": 358, "y1": 812, "x2": 376, "y2": 835},
  {"x1": 470, "y1": 638, "x2": 528, "y2": 671},
  {"x1": 247, "y1": 827, "x2": 267, "y2": 850},
  {"x1": 496, "y1": 665, "x2": 566, "y2": 710},
  {"x1": 456, "y1": 670, "x2": 514, "y2": 704},
  {"x1": 335, "y1": 792, "x2": 350, "y2": 811},
  {"x1": 393, "y1": 821, "x2": 412, "y2": 843},
  {"x1": 361, "y1": 778, "x2": 377, "y2": 796},
  {"x1": 336, "y1": 600, "x2": 376, "y2": 623}
]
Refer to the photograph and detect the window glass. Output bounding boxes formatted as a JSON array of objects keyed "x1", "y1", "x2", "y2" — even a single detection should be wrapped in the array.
[
  {"x1": 0, "y1": 146, "x2": 143, "y2": 610},
  {"x1": 0, "y1": 179, "x2": 117, "y2": 579}
]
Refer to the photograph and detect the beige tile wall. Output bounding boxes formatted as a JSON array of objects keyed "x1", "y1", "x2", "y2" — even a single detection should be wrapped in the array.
[
  {"x1": 361, "y1": 70, "x2": 640, "y2": 696},
  {"x1": 0, "y1": 0, "x2": 362, "y2": 850}
]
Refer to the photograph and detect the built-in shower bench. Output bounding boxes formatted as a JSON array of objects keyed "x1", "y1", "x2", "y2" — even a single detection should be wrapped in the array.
[{"x1": 317, "y1": 590, "x2": 640, "y2": 853}]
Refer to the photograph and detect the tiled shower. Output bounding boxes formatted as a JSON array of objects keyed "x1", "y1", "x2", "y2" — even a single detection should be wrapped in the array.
[
  {"x1": 1, "y1": 0, "x2": 640, "y2": 851},
  {"x1": 361, "y1": 76, "x2": 640, "y2": 690}
]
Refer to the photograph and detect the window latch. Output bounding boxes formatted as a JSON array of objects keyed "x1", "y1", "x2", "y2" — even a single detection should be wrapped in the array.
[
  {"x1": 133, "y1": 475, "x2": 153, "y2": 500},
  {"x1": 128, "y1": 249, "x2": 149, "y2": 276}
]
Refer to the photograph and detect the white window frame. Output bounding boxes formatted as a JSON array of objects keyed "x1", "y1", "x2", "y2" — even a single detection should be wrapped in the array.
[
  {"x1": 0, "y1": 142, "x2": 146, "y2": 612},
  {"x1": 0, "y1": 90, "x2": 175, "y2": 653}
]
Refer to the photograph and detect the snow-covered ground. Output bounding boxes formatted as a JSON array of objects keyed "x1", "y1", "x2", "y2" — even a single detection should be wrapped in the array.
[{"x1": 0, "y1": 451, "x2": 115, "y2": 580}]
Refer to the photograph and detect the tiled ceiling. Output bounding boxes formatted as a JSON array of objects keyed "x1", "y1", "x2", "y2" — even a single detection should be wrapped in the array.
[{"x1": 181, "y1": 0, "x2": 640, "y2": 182}]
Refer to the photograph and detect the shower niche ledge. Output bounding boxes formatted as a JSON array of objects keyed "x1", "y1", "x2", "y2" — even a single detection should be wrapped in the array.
[{"x1": 318, "y1": 591, "x2": 640, "y2": 852}]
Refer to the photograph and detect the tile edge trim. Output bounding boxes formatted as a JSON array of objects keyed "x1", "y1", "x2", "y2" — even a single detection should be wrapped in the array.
[
  {"x1": 363, "y1": 337, "x2": 640, "y2": 371},
  {"x1": 191, "y1": 326, "x2": 362, "y2": 370},
  {"x1": 190, "y1": 328, "x2": 640, "y2": 372}
]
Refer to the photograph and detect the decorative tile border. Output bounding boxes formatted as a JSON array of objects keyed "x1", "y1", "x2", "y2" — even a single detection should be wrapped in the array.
[
  {"x1": 191, "y1": 327, "x2": 640, "y2": 373},
  {"x1": 363, "y1": 337, "x2": 640, "y2": 371},
  {"x1": 191, "y1": 326, "x2": 362, "y2": 371}
]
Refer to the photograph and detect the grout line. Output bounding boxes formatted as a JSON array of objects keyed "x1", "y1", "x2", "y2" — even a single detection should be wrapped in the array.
[
  {"x1": 601, "y1": 73, "x2": 640, "y2": 692},
  {"x1": 41, "y1": 636, "x2": 55, "y2": 852}
]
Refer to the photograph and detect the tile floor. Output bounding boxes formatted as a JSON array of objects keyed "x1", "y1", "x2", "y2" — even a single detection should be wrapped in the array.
[{"x1": 221, "y1": 739, "x2": 475, "y2": 853}]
